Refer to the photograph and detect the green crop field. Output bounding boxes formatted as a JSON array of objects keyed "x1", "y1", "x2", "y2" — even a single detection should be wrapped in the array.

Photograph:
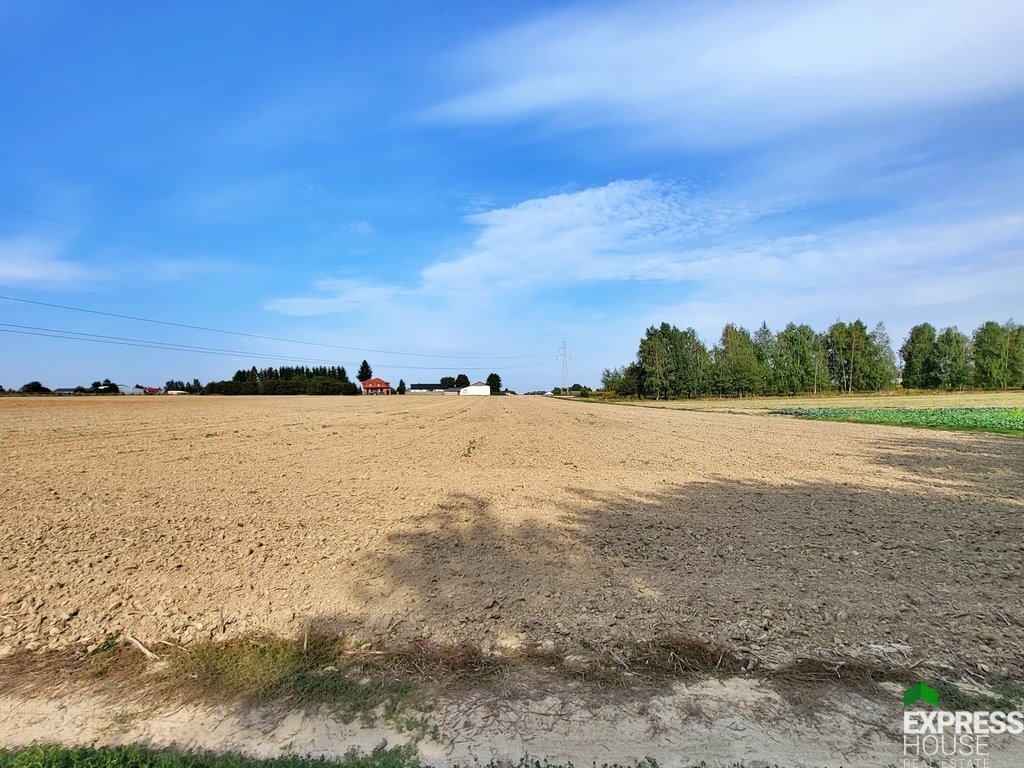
[{"x1": 773, "y1": 406, "x2": 1024, "y2": 434}]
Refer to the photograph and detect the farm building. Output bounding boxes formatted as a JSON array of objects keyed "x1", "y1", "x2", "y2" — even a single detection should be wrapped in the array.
[
  {"x1": 361, "y1": 377, "x2": 393, "y2": 395},
  {"x1": 460, "y1": 381, "x2": 490, "y2": 396},
  {"x1": 409, "y1": 383, "x2": 461, "y2": 395}
]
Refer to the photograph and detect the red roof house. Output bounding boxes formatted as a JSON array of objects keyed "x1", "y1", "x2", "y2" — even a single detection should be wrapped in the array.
[{"x1": 361, "y1": 377, "x2": 393, "y2": 395}]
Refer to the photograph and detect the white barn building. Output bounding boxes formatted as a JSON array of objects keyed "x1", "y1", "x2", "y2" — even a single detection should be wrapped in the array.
[{"x1": 460, "y1": 381, "x2": 491, "y2": 396}]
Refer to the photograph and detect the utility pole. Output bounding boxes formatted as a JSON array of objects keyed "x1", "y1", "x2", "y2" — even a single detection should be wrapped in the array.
[{"x1": 557, "y1": 342, "x2": 570, "y2": 395}]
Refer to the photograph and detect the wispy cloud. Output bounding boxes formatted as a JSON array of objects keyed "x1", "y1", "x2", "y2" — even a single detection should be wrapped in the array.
[
  {"x1": 427, "y1": 182, "x2": 1024, "y2": 316},
  {"x1": 0, "y1": 236, "x2": 97, "y2": 288},
  {"x1": 431, "y1": 0, "x2": 1024, "y2": 148},
  {"x1": 264, "y1": 277, "x2": 404, "y2": 316},
  {"x1": 422, "y1": 180, "x2": 762, "y2": 292},
  {"x1": 345, "y1": 220, "x2": 374, "y2": 236}
]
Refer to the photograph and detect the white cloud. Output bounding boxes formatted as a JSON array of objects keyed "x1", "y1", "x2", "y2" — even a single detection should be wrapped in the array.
[
  {"x1": 263, "y1": 277, "x2": 403, "y2": 316},
  {"x1": 0, "y1": 236, "x2": 96, "y2": 287},
  {"x1": 422, "y1": 180, "x2": 761, "y2": 292},
  {"x1": 268, "y1": 178, "x2": 1024, "y2": 317},
  {"x1": 432, "y1": 0, "x2": 1024, "y2": 148},
  {"x1": 427, "y1": 180, "x2": 1024, "y2": 309}
]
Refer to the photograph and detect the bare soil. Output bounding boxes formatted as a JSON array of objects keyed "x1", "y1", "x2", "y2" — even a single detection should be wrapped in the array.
[{"x1": 2, "y1": 395, "x2": 1023, "y2": 679}]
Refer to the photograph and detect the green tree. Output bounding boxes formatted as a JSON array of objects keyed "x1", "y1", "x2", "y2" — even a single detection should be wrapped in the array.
[
  {"x1": 775, "y1": 323, "x2": 819, "y2": 394},
  {"x1": 455, "y1": 373, "x2": 470, "y2": 388},
  {"x1": 397, "y1": 379, "x2": 406, "y2": 394},
  {"x1": 862, "y1": 322, "x2": 898, "y2": 391},
  {"x1": 713, "y1": 324, "x2": 763, "y2": 396},
  {"x1": 934, "y1": 327, "x2": 971, "y2": 390},
  {"x1": 672, "y1": 326, "x2": 711, "y2": 398},
  {"x1": 827, "y1": 320, "x2": 880, "y2": 392},
  {"x1": 20, "y1": 381, "x2": 50, "y2": 394},
  {"x1": 305, "y1": 378, "x2": 344, "y2": 395},
  {"x1": 971, "y1": 321, "x2": 1009, "y2": 389},
  {"x1": 1005, "y1": 320, "x2": 1024, "y2": 389},
  {"x1": 600, "y1": 364, "x2": 641, "y2": 396},
  {"x1": 635, "y1": 323, "x2": 709, "y2": 399},
  {"x1": 440, "y1": 376, "x2": 456, "y2": 388},
  {"x1": 752, "y1": 322, "x2": 779, "y2": 395},
  {"x1": 638, "y1": 330, "x2": 672, "y2": 399},
  {"x1": 357, "y1": 360, "x2": 373, "y2": 383},
  {"x1": 91, "y1": 378, "x2": 120, "y2": 395},
  {"x1": 486, "y1": 373, "x2": 502, "y2": 393},
  {"x1": 899, "y1": 323, "x2": 939, "y2": 389}
]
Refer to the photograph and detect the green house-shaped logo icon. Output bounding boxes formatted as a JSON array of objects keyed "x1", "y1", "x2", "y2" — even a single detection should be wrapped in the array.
[{"x1": 904, "y1": 682, "x2": 940, "y2": 709}]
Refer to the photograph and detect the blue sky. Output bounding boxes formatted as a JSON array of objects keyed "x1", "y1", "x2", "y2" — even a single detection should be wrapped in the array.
[{"x1": 2, "y1": 0, "x2": 1023, "y2": 392}]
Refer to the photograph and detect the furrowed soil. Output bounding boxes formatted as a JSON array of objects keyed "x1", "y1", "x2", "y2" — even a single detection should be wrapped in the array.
[{"x1": 1, "y1": 394, "x2": 1023, "y2": 766}]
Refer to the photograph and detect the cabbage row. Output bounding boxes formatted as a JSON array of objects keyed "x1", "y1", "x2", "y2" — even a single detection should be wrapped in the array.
[{"x1": 773, "y1": 407, "x2": 1024, "y2": 434}]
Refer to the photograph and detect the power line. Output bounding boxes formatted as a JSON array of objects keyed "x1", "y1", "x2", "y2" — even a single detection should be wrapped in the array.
[
  {"x1": 0, "y1": 295, "x2": 550, "y2": 361},
  {"x1": 0, "y1": 323, "x2": 555, "y2": 371},
  {"x1": 570, "y1": 359, "x2": 601, "y2": 380}
]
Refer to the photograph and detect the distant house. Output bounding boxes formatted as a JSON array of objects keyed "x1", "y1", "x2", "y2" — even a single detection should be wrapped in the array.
[
  {"x1": 52, "y1": 388, "x2": 77, "y2": 395},
  {"x1": 460, "y1": 381, "x2": 490, "y2": 396},
  {"x1": 117, "y1": 384, "x2": 145, "y2": 395},
  {"x1": 361, "y1": 377, "x2": 393, "y2": 395}
]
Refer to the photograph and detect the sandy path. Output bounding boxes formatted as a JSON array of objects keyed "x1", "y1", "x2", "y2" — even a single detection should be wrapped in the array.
[
  {"x1": 0, "y1": 680, "x2": 931, "y2": 768},
  {"x1": 1, "y1": 395, "x2": 1022, "y2": 677}
]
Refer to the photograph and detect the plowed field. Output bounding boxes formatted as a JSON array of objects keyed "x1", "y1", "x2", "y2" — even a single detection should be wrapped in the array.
[{"x1": 2, "y1": 395, "x2": 1022, "y2": 677}]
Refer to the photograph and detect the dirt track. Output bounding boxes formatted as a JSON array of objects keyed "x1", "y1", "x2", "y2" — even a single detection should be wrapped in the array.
[{"x1": 2, "y1": 395, "x2": 1022, "y2": 676}]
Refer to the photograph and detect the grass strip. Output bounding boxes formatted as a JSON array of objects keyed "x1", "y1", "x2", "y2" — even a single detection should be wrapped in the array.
[{"x1": 0, "y1": 745, "x2": 420, "y2": 768}]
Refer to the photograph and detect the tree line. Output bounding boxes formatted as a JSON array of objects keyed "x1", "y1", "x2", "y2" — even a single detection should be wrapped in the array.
[
  {"x1": 5, "y1": 378, "x2": 137, "y2": 395},
  {"x1": 601, "y1": 319, "x2": 1023, "y2": 399},
  {"x1": 8, "y1": 359, "x2": 508, "y2": 397},
  {"x1": 204, "y1": 364, "x2": 361, "y2": 395},
  {"x1": 429, "y1": 373, "x2": 504, "y2": 392},
  {"x1": 900, "y1": 321, "x2": 1023, "y2": 390}
]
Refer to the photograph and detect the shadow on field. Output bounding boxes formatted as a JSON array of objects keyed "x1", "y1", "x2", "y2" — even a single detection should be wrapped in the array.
[
  {"x1": 305, "y1": 440, "x2": 1024, "y2": 678},
  {"x1": 868, "y1": 432, "x2": 1024, "y2": 491}
]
